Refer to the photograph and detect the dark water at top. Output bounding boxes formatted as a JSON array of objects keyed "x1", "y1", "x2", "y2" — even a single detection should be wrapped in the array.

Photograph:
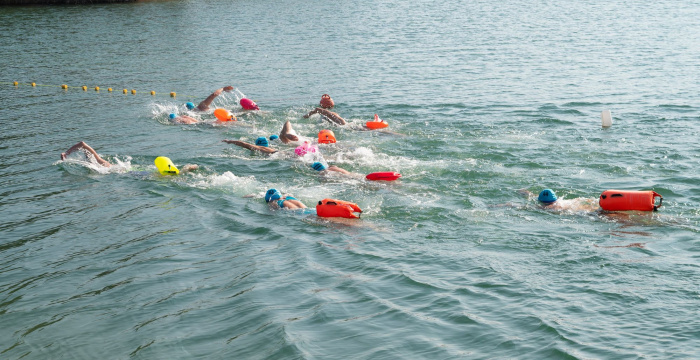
[{"x1": 1, "y1": 0, "x2": 699, "y2": 358}]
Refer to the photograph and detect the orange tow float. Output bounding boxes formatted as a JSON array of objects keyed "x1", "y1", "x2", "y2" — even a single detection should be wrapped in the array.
[
  {"x1": 365, "y1": 114, "x2": 388, "y2": 130},
  {"x1": 214, "y1": 108, "x2": 236, "y2": 121},
  {"x1": 318, "y1": 129, "x2": 337, "y2": 144},
  {"x1": 316, "y1": 199, "x2": 362, "y2": 219},
  {"x1": 320, "y1": 94, "x2": 334, "y2": 109},
  {"x1": 599, "y1": 190, "x2": 663, "y2": 211}
]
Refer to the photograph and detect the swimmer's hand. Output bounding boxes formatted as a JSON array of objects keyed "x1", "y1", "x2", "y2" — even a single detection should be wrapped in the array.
[
  {"x1": 517, "y1": 189, "x2": 533, "y2": 197},
  {"x1": 181, "y1": 164, "x2": 199, "y2": 173},
  {"x1": 223, "y1": 85, "x2": 234, "y2": 92}
]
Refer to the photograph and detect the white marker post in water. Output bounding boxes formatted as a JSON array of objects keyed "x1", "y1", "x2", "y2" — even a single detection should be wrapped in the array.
[{"x1": 601, "y1": 110, "x2": 613, "y2": 128}]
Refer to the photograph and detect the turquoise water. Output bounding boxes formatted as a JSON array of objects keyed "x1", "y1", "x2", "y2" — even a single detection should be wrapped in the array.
[{"x1": 2, "y1": 0, "x2": 700, "y2": 358}]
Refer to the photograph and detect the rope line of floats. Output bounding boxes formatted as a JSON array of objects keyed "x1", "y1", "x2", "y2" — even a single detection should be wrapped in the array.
[
  {"x1": 3, "y1": 80, "x2": 190, "y2": 98},
  {"x1": 2, "y1": 81, "x2": 312, "y2": 103}
]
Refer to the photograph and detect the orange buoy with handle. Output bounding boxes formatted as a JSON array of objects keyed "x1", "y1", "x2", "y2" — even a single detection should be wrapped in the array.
[
  {"x1": 320, "y1": 94, "x2": 334, "y2": 109},
  {"x1": 214, "y1": 108, "x2": 236, "y2": 121},
  {"x1": 316, "y1": 198, "x2": 362, "y2": 219},
  {"x1": 318, "y1": 129, "x2": 337, "y2": 144},
  {"x1": 366, "y1": 171, "x2": 402, "y2": 181},
  {"x1": 599, "y1": 190, "x2": 663, "y2": 211},
  {"x1": 366, "y1": 114, "x2": 388, "y2": 129}
]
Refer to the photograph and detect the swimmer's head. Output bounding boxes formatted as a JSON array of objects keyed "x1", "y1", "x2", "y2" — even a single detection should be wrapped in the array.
[
  {"x1": 538, "y1": 189, "x2": 558, "y2": 204},
  {"x1": 185, "y1": 102, "x2": 195, "y2": 110},
  {"x1": 311, "y1": 162, "x2": 327, "y2": 171},
  {"x1": 265, "y1": 188, "x2": 281, "y2": 203},
  {"x1": 169, "y1": 113, "x2": 176, "y2": 120},
  {"x1": 255, "y1": 137, "x2": 269, "y2": 147},
  {"x1": 269, "y1": 135, "x2": 279, "y2": 141}
]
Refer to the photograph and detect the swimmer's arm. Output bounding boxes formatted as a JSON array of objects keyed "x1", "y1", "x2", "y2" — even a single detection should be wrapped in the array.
[
  {"x1": 318, "y1": 108, "x2": 347, "y2": 125},
  {"x1": 180, "y1": 164, "x2": 199, "y2": 173},
  {"x1": 303, "y1": 108, "x2": 320, "y2": 118},
  {"x1": 327, "y1": 165, "x2": 351, "y2": 175},
  {"x1": 222, "y1": 140, "x2": 277, "y2": 154},
  {"x1": 62, "y1": 141, "x2": 111, "y2": 167},
  {"x1": 197, "y1": 87, "x2": 226, "y2": 111},
  {"x1": 517, "y1": 189, "x2": 533, "y2": 197}
]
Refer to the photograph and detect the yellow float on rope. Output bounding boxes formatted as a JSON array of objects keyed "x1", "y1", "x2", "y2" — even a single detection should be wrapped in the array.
[
  {"x1": 31, "y1": 82, "x2": 36, "y2": 87},
  {"x1": 95, "y1": 86, "x2": 100, "y2": 91},
  {"x1": 13, "y1": 81, "x2": 18, "y2": 86},
  {"x1": 108, "y1": 88, "x2": 113, "y2": 92},
  {"x1": 131, "y1": 89, "x2": 136, "y2": 95},
  {"x1": 61, "y1": 84, "x2": 68, "y2": 89},
  {"x1": 82, "y1": 86, "x2": 87, "y2": 91},
  {"x1": 154, "y1": 156, "x2": 179, "y2": 175},
  {"x1": 170, "y1": 92, "x2": 176, "y2": 97},
  {"x1": 123, "y1": 89, "x2": 128, "y2": 94},
  {"x1": 150, "y1": 91, "x2": 155, "y2": 95}
]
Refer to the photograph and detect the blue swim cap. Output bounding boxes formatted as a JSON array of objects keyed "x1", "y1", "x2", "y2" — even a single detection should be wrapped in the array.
[
  {"x1": 255, "y1": 137, "x2": 269, "y2": 147},
  {"x1": 169, "y1": 113, "x2": 176, "y2": 119},
  {"x1": 269, "y1": 135, "x2": 279, "y2": 140},
  {"x1": 265, "y1": 188, "x2": 281, "y2": 203},
  {"x1": 185, "y1": 102, "x2": 195, "y2": 110},
  {"x1": 538, "y1": 189, "x2": 558, "y2": 203},
  {"x1": 311, "y1": 162, "x2": 327, "y2": 171}
]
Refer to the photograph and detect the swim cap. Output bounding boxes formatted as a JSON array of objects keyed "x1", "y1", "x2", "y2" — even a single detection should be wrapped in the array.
[
  {"x1": 255, "y1": 137, "x2": 269, "y2": 147},
  {"x1": 169, "y1": 113, "x2": 176, "y2": 119},
  {"x1": 185, "y1": 102, "x2": 195, "y2": 110},
  {"x1": 269, "y1": 135, "x2": 279, "y2": 140},
  {"x1": 538, "y1": 189, "x2": 558, "y2": 203},
  {"x1": 265, "y1": 188, "x2": 281, "y2": 203},
  {"x1": 311, "y1": 162, "x2": 327, "y2": 171}
]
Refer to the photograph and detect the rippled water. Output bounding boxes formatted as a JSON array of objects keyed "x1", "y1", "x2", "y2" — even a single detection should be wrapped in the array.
[{"x1": 1, "y1": 0, "x2": 699, "y2": 358}]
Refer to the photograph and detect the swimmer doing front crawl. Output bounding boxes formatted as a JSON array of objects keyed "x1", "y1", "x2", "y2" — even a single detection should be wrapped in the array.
[
  {"x1": 222, "y1": 121, "x2": 303, "y2": 153},
  {"x1": 265, "y1": 188, "x2": 307, "y2": 210},
  {"x1": 518, "y1": 188, "x2": 599, "y2": 212},
  {"x1": 60, "y1": 141, "x2": 199, "y2": 173},
  {"x1": 170, "y1": 85, "x2": 235, "y2": 124}
]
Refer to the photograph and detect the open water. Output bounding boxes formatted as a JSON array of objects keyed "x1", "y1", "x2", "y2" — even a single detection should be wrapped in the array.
[{"x1": 1, "y1": 0, "x2": 699, "y2": 358}]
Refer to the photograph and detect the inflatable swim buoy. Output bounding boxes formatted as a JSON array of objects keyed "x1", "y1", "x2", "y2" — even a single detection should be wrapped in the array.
[
  {"x1": 316, "y1": 198, "x2": 362, "y2": 219},
  {"x1": 318, "y1": 129, "x2": 337, "y2": 144},
  {"x1": 599, "y1": 190, "x2": 662, "y2": 211},
  {"x1": 320, "y1": 94, "x2": 334, "y2": 109},
  {"x1": 214, "y1": 108, "x2": 236, "y2": 121},
  {"x1": 365, "y1": 171, "x2": 402, "y2": 181},
  {"x1": 365, "y1": 114, "x2": 388, "y2": 129},
  {"x1": 154, "y1": 156, "x2": 179, "y2": 175},
  {"x1": 240, "y1": 98, "x2": 260, "y2": 110},
  {"x1": 295, "y1": 142, "x2": 318, "y2": 156}
]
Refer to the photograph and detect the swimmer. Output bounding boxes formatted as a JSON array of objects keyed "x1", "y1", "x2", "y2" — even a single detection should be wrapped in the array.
[
  {"x1": 265, "y1": 188, "x2": 307, "y2": 210},
  {"x1": 222, "y1": 138, "x2": 278, "y2": 154},
  {"x1": 186, "y1": 85, "x2": 234, "y2": 112},
  {"x1": 304, "y1": 107, "x2": 347, "y2": 125},
  {"x1": 60, "y1": 141, "x2": 199, "y2": 172},
  {"x1": 310, "y1": 162, "x2": 356, "y2": 176},
  {"x1": 169, "y1": 113, "x2": 199, "y2": 125},
  {"x1": 223, "y1": 121, "x2": 304, "y2": 153},
  {"x1": 520, "y1": 188, "x2": 600, "y2": 212}
]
